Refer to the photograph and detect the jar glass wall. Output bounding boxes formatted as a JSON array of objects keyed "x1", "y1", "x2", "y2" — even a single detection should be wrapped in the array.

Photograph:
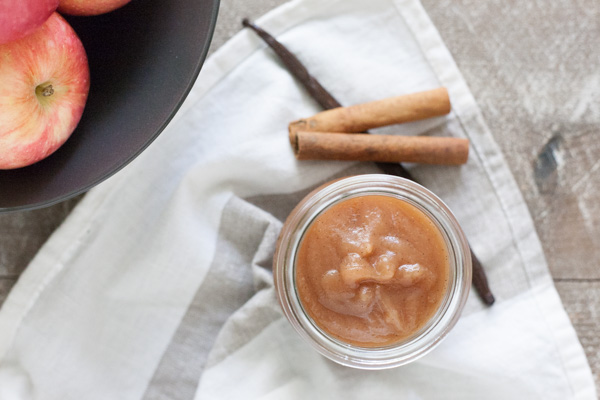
[{"x1": 273, "y1": 174, "x2": 472, "y2": 369}]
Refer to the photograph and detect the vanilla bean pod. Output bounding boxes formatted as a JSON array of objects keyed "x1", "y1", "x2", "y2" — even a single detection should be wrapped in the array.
[{"x1": 243, "y1": 18, "x2": 494, "y2": 306}]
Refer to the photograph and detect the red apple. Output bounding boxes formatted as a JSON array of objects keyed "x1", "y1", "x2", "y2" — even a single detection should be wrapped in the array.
[
  {"x1": 0, "y1": 0, "x2": 59, "y2": 45},
  {"x1": 58, "y1": 0, "x2": 131, "y2": 16},
  {"x1": 0, "y1": 12, "x2": 90, "y2": 170}
]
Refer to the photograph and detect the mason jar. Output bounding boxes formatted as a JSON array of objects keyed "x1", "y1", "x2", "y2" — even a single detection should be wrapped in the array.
[{"x1": 273, "y1": 174, "x2": 472, "y2": 369}]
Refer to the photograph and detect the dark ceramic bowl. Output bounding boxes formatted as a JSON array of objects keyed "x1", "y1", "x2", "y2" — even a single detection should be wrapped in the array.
[{"x1": 0, "y1": 0, "x2": 219, "y2": 212}]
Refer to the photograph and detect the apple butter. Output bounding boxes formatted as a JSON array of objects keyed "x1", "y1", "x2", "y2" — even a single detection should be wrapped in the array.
[{"x1": 295, "y1": 195, "x2": 450, "y2": 347}]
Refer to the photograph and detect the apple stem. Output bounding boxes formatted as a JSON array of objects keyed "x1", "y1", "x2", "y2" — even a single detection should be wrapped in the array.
[{"x1": 36, "y1": 84, "x2": 54, "y2": 97}]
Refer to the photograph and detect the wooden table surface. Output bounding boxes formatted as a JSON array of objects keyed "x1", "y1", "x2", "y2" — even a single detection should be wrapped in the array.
[{"x1": 1, "y1": 0, "x2": 598, "y2": 393}]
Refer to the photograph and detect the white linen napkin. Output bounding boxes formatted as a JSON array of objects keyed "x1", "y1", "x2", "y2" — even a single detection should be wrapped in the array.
[{"x1": 0, "y1": 0, "x2": 595, "y2": 399}]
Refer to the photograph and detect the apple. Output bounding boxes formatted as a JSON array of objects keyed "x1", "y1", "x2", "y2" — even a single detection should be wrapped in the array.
[
  {"x1": 0, "y1": 12, "x2": 90, "y2": 170},
  {"x1": 0, "y1": 0, "x2": 59, "y2": 45},
  {"x1": 58, "y1": 0, "x2": 132, "y2": 16}
]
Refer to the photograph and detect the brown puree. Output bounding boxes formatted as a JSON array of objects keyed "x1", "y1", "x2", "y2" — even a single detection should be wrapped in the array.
[{"x1": 295, "y1": 195, "x2": 450, "y2": 347}]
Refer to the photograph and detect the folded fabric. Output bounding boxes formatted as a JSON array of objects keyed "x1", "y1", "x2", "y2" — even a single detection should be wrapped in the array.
[{"x1": 0, "y1": 0, "x2": 595, "y2": 399}]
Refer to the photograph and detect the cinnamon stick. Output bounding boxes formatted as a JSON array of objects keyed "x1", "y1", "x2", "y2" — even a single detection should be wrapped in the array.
[
  {"x1": 293, "y1": 131, "x2": 469, "y2": 165},
  {"x1": 243, "y1": 19, "x2": 495, "y2": 306},
  {"x1": 289, "y1": 88, "x2": 451, "y2": 136}
]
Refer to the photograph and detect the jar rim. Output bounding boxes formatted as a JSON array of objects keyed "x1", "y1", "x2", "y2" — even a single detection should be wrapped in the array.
[{"x1": 273, "y1": 174, "x2": 472, "y2": 369}]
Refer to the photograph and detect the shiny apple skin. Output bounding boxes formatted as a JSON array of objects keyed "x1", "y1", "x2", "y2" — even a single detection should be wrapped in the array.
[
  {"x1": 0, "y1": 12, "x2": 90, "y2": 169},
  {"x1": 58, "y1": 0, "x2": 132, "y2": 16},
  {"x1": 0, "y1": 0, "x2": 59, "y2": 45}
]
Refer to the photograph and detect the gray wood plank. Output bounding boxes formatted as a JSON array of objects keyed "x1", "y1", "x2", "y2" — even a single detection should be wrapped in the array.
[
  {"x1": 424, "y1": 0, "x2": 600, "y2": 280},
  {"x1": 0, "y1": 196, "x2": 82, "y2": 278}
]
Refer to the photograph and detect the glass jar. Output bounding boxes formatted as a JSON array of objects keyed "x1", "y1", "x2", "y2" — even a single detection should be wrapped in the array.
[{"x1": 273, "y1": 174, "x2": 471, "y2": 369}]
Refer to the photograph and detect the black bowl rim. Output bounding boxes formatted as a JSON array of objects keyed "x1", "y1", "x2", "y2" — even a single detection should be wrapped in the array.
[{"x1": 1, "y1": 0, "x2": 220, "y2": 214}]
